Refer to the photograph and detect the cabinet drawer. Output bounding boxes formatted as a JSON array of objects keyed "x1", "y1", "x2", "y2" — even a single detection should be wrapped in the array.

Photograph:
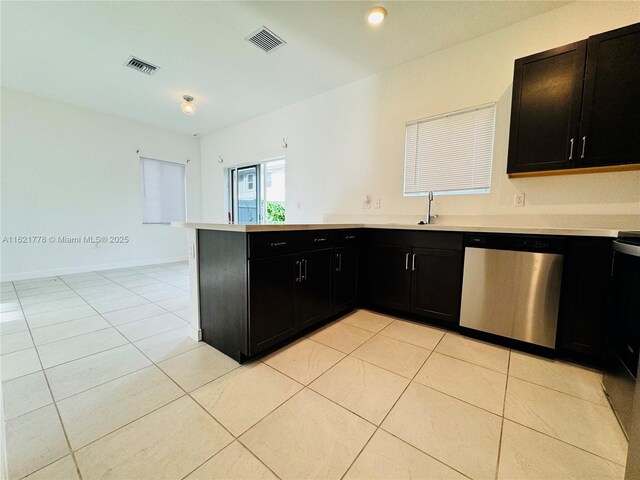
[
  {"x1": 298, "y1": 230, "x2": 336, "y2": 252},
  {"x1": 369, "y1": 229, "x2": 463, "y2": 251},
  {"x1": 335, "y1": 229, "x2": 362, "y2": 246},
  {"x1": 248, "y1": 232, "x2": 299, "y2": 258}
]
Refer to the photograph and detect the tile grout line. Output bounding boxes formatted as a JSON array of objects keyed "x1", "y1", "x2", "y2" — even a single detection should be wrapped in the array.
[
  {"x1": 21, "y1": 266, "x2": 195, "y2": 478},
  {"x1": 8, "y1": 271, "x2": 626, "y2": 478},
  {"x1": 74, "y1": 271, "x2": 277, "y2": 480},
  {"x1": 93, "y1": 269, "x2": 189, "y2": 320},
  {"x1": 339, "y1": 327, "x2": 473, "y2": 480},
  {"x1": 185, "y1": 389, "x2": 284, "y2": 480},
  {"x1": 11, "y1": 276, "x2": 85, "y2": 480},
  {"x1": 38, "y1": 269, "x2": 191, "y2": 475},
  {"x1": 502, "y1": 417, "x2": 628, "y2": 467},
  {"x1": 268, "y1": 322, "x2": 505, "y2": 431},
  {"x1": 493, "y1": 349, "x2": 511, "y2": 480},
  {"x1": 506, "y1": 374, "x2": 610, "y2": 407},
  {"x1": 156, "y1": 350, "x2": 293, "y2": 480}
]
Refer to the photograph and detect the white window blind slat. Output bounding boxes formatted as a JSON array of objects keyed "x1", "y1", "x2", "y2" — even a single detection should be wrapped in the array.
[
  {"x1": 140, "y1": 157, "x2": 186, "y2": 224},
  {"x1": 403, "y1": 103, "x2": 496, "y2": 196}
]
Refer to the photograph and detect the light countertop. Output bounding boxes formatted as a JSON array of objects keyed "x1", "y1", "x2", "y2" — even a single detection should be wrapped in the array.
[{"x1": 172, "y1": 222, "x2": 622, "y2": 237}]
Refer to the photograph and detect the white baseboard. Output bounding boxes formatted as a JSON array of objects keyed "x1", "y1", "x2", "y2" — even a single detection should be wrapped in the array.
[
  {"x1": 1, "y1": 255, "x2": 188, "y2": 282},
  {"x1": 188, "y1": 327, "x2": 202, "y2": 342}
]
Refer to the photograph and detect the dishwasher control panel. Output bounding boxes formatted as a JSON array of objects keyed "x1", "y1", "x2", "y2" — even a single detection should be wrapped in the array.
[{"x1": 465, "y1": 234, "x2": 565, "y2": 254}]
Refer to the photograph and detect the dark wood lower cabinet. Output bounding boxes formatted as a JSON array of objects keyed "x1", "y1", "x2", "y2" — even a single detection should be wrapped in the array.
[
  {"x1": 410, "y1": 248, "x2": 463, "y2": 325},
  {"x1": 370, "y1": 245, "x2": 412, "y2": 312},
  {"x1": 298, "y1": 249, "x2": 334, "y2": 330},
  {"x1": 557, "y1": 237, "x2": 613, "y2": 365},
  {"x1": 199, "y1": 228, "x2": 613, "y2": 368},
  {"x1": 334, "y1": 246, "x2": 358, "y2": 313},
  {"x1": 248, "y1": 254, "x2": 298, "y2": 355}
]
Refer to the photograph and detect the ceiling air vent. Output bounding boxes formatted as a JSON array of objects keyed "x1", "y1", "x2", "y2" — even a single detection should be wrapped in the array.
[
  {"x1": 246, "y1": 27, "x2": 286, "y2": 53},
  {"x1": 124, "y1": 56, "x2": 160, "y2": 75}
]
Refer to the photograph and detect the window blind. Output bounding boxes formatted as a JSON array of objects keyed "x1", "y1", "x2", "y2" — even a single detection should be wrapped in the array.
[
  {"x1": 140, "y1": 157, "x2": 186, "y2": 224},
  {"x1": 403, "y1": 103, "x2": 496, "y2": 196}
]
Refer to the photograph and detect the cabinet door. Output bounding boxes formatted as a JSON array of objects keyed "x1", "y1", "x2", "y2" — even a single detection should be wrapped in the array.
[
  {"x1": 410, "y1": 248, "x2": 462, "y2": 325},
  {"x1": 579, "y1": 23, "x2": 640, "y2": 167},
  {"x1": 558, "y1": 237, "x2": 612, "y2": 365},
  {"x1": 507, "y1": 41, "x2": 586, "y2": 174},
  {"x1": 298, "y1": 249, "x2": 334, "y2": 330},
  {"x1": 370, "y1": 245, "x2": 411, "y2": 312},
  {"x1": 248, "y1": 255, "x2": 298, "y2": 355},
  {"x1": 334, "y1": 246, "x2": 358, "y2": 313}
]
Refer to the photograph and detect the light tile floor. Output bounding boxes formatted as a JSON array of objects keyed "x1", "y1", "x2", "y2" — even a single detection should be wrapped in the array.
[{"x1": 0, "y1": 265, "x2": 629, "y2": 479}]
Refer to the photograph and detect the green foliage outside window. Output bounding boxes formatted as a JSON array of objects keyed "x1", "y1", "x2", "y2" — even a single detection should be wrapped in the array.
[{"x1": 267, "y1": 201, "x2": 285, "y2": 224}]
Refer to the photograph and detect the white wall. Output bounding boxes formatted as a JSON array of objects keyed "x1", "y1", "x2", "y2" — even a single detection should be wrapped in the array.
[
  {"x1": 201, "y1": 2, "x2": 640, "y2": 228},
  {"x1": 1, "y1": 88, "x2": 201, "y2": 281}
]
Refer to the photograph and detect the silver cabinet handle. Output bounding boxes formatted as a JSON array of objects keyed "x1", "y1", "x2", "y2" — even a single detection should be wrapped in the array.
[
  {"x1": 569, "y1": 138, "x2": 574, "y2": 160},
  {"x1": 303, "y1": 259, "x2": 308, "y2": 281},
  {"x1": 580, "y1": 136, "x2": 587, "y2": 159},
  {"x1": 313, "y1": 238, "x2": 327, "y2": 243},
  {"x1": 336, "y1": 254, "x2": 342, "y2": 272},
  {"x1": 405, "y1": 253, "x2": 410, "y2": 270},
  {"x1": 411, "y1": 254, "x2": 416, "y2": 271},
  {"x1": 271, "y1": 242, "x2": 287, "y2": 247},
  {"x1": 345, "y1": 235, "x2": 356, "y2": 240},
  {"x1": 295, "y1": 261, "x2": 301, "y2": 282}
]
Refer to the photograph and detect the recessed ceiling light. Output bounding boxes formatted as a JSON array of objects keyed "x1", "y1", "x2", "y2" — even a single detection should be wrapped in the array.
[
  {"x1": 181, "y1": 95, "x2": 197, "y2": 116},
  {"x1": 367, "y1": 6, "x2": 387, "y2": 26},
  {"x1": 192, "y1": 132, "x2": 200, "y2": 137}
]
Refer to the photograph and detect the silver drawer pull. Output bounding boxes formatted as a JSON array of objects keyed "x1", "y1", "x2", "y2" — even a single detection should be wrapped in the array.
[
  {"x1": 270, "y1": 242, "x2": 287, "y2": 247},
  {"x1": 628, "y1": 345, "x2": 635, "y2": 355},
  {"x1": 580, "y1": 136, "x2": 587, "y2": 159},
  {"x1": 345, "y1": 235, "x2": 356, "y2": 240},
  {"x1": 314, "y1": 238, "x2": 327, "y2": 242}
]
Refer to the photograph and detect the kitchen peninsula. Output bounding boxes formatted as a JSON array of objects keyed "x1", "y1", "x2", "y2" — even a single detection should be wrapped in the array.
[{"x1": 177, "y1": 222, "x2": 621, "y2": 367}]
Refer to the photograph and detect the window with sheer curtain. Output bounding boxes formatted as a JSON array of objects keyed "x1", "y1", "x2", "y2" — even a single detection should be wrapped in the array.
[
  {"x1": 140, "y1": 157, "x2": 186, "y2": 224},
  {"x1": 403, "y1": 103, "x2": 496, "y2": 196}
]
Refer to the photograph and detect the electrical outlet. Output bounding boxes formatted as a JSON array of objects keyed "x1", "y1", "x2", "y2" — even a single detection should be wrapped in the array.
[
  {"x1": 374, "y1": 198, "x2": 381, "y2": 209},
  {"x1": 514, "y1": 193, "x2": 525, "y2": 207}
]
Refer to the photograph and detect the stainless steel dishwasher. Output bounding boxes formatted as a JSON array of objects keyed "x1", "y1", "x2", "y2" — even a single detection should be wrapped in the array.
[{"x1": 460, "y1": 234, "x2": 564, "y2": 349}]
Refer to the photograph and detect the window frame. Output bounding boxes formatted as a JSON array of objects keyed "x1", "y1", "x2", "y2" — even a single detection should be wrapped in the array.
[
  {"x1": 403, "y1": 102, "x2": 496, "y2": 197},
  {"x1": 246, "y1": 173, "x2": 255, "y2": 191},
  {"x1": 139, "y1": 156, "x2": 187, "y2": 225},
  {"x1": 225, "y1": 156, "x2": 285, "y2": 225}
]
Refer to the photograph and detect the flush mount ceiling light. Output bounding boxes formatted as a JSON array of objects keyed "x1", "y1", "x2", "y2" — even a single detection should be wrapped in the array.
[
  {"x1": 367, "y1": 6, "x2": 387, "y2": 25},
  {"x1": 181, "y1": 95, "x2": 197, "y2": 116}
]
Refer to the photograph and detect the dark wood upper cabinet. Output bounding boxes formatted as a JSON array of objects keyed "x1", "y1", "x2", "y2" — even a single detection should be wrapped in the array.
[
  {"x1": 507, "y1": 22, "x2": 640, "y2": 176},
  {"x1": 507, "y1": 41, "x2": 586, "y2": 174},
  {"x1": 579, "y1": 23, "x2": 640, "y2": 167}
]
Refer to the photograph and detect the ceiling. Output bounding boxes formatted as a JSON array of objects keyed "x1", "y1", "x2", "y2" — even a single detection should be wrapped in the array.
[{"x1": 1, "y1": 1, "x2": 567, "y2": 135}]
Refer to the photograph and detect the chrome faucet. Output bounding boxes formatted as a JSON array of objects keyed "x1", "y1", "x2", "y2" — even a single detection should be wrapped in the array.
[{"x1": 420, "y1": 191, "x2": 437, "y2": 225}]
